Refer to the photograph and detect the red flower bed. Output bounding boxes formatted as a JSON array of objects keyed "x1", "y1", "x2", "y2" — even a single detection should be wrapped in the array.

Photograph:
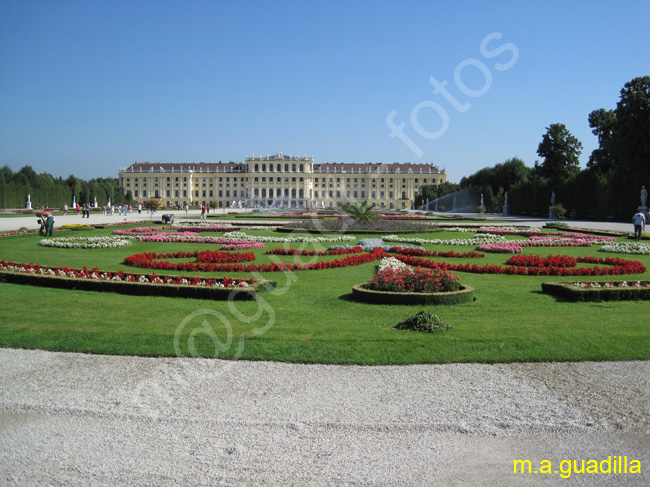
[
  {"x1": 266, "y1": 246, "x2": 364, "y2": 256},
  {"x1": 367, "y1": 266, "x2": 461, "y2": 293},
  {"x1": 393, "y1": 254, "x2": 646, "y2": 277},
  {"x1": 389, "y1": 247, "x2": 484, "y2": 259},
  {"x1": 124, "y1": 249, "x2": 387, "y2": 273},
  {"x1": 506, "y1": 254, "x2": 577, "y2": 268},
  {"x1": 195, "y1": 250, "x2": 256, "y2": 263}
]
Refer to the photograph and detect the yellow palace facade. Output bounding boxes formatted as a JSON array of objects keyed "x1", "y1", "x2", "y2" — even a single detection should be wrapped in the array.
[{"x1": 118, "y1": 152, "x2": 446, "y2": 209}]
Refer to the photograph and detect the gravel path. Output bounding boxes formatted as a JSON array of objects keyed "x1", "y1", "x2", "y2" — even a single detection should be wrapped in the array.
[{"x1": 1, "y1": 349, "x2": 648, "y2": 486}]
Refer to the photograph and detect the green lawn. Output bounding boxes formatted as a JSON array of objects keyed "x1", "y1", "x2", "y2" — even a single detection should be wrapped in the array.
[{"x1": 0, "y1": 224, "x2": 649, "y2": 364}]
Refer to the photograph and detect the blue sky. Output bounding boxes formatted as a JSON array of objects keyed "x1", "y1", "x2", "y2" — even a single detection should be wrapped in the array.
[{"x1": 1, "y1": 0, "x2": 648, "y2": 183}]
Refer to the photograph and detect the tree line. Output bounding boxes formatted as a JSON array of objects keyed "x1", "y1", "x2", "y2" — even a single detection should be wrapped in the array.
[
  {"x1": 416, "y1": 76, "x2": 650, "y2": 220},
  {"x1": 0, "y1": 165, "x2": 130, "y2": 209}
]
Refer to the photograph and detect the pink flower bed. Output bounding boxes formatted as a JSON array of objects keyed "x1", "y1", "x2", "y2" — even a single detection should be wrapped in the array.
[
  {"x1": 113, "y1": 226, "x2": 199, "y2": 236},
  {"x1": 476, "y1": 242, "x2": 524, "y2": 253},
  {"x1": 136, "y1": 235, "x2": 260, "y2": 244},
  {"x1": 477, "y1": 228, "x2": 616, "y2": 243},
  {"x1": 221, "y1": 242, "x2": 265, "y2": 250}
]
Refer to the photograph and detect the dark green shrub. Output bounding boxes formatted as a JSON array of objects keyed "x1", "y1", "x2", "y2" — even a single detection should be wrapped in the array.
[{"x1": 394, "y1": 310, "x2": 452, "y2": 333}]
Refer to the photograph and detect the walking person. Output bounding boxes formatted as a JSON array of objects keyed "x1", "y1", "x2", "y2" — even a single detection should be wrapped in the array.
[
  {"x1": 633, "y1": 210, "x2": 646, "y2": 241},
  {"x1": 200, "y1": 204, "x2": 207, "y2": 221}
]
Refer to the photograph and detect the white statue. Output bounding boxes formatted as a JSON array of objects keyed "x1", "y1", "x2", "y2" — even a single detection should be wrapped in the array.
[
  {"x1": 641, "y1": 186, "x2": 647, "y2": 207},
  {"x1": 551, "y1": 192, "x2": 556, "y2": 206}
]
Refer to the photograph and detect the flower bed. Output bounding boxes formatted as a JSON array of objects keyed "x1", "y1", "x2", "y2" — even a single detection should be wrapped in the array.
[
  {"x1": 541, "y1": 280, "x2": 650, "y2": 302},
  {"x1": 221, "y1": 242, "x2": 265, "y2": 250},
  {"x1": 221, "y1": 231, "x2": 357, "y2": 244},
  {"x1": 600, "y1": 242, "x2": 650, "y2": 255},
  {"x1": 388, "y1": 247, "x2": 484, "y2": 259},
  {"x1": 367, "y1": 266, "x2": 461, "y2": 293},
  {"x1": 124, "y1": 248, "x2": 386, "y2": 273},
  {"x1": 39, "y1": 236, "x2": 133, "y2": 249},
  {"x1": 351, "y1": 256, "x2": 473, "y2": 305},
  {"x1": 0, "y1": 260, "x2": 272, "y2": 301},
  {"x1": 383, "y1": 234, "x2": 506, "y2": 246},
  {"x1": 113, "y1": 226, "x2": 199, "y2": 236},
  {"x1": 266, "y1": 246, "x2": 365, "y2": 256},
  {"x1": 393, "y1": 253, "x2": 646, "y2": 276}
]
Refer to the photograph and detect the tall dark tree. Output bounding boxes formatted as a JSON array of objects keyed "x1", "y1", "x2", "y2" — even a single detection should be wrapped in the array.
[
  {"x1": 587, "y1": 76, "x2": 650, "y2": 215},
  {"x1": 12, "y1": 165, "x2": 39, "y2": 186},
  {"x1": 587, "y1": 108, "x2": 616, "y2": 173},
  {"x1": 536, "y1": 123, "x2": 583, "y2": 181},
  {"x1": 611, "y1": 76, "x2": 650, "y2": 185}
]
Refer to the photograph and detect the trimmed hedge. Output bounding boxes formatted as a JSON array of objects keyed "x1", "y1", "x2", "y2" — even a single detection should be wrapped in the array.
[
  {"x1": 351, "y1": 283, "x2": 474, "y2": 305},
  {"x1": 541, "y1": 281, "x2": 650, "y2": 302},
  {"x1": 0, "y1": 270, "x2": 275, "y2": 301}
]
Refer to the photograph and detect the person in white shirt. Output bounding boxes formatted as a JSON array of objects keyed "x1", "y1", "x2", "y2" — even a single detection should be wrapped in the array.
[{"x1": 633, "y1": 210, "x2": 646, "y2": 241}]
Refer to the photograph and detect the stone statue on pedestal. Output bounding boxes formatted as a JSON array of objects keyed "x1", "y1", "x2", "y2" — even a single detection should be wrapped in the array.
[{"x1": 641, "y1": 186, "x2": 647, "y2": 208}]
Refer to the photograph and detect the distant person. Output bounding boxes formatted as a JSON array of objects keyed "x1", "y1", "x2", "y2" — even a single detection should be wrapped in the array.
[
  {"x1": 63, "y1": 202, "x2": 68, "y2": 215},
  {"x1": 137, "y1": 203, "x2": 142, "y2": 215},
  {"x1": 633, "y1": 210, "x2": 646, "y2": 241},
  {"x1": 185, "y1": 203, "x2": 189, "y2": 214},
  {"x1": 200, "y1": 204, "x2": 207, "y2": 221}
]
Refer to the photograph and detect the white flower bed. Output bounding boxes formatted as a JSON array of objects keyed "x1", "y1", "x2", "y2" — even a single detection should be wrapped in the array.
[
  {"x1": 378, "y1": 257, "x2": 412, "y2": 272},
  {"x1": 221, "y1": 231, "x2": 356, "y2": 243},
  {"x1": 443, "y1": 226, "x2": 542, "y2": 233},
  {"x1": 599, "y1": 242, "x2": 650, "y2": 255},
  {"x1": 382, "y1": 234, "x2": 506, "y2": 246},
  {"x1": 39, "y1": 236, "x2": 133, "y2": 249}
]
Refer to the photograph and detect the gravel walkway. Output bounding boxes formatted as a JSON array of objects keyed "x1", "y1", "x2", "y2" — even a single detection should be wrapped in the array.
[{"x1": 1, "y1": 349, "x2": 649, "y2": 486}]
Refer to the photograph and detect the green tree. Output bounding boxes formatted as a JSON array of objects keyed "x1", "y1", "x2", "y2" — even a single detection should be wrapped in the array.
[
  {"x1": 587, "y1": 76, "x2": 650, "y2": 216},
  {"x1": 536, "y1": 123, "x2": 583, "y2": 182},
  {"x1": 13, "y1": 165, "x2": 39, "y2": 186},
  {"x1": 0, "y1": 165, "x2": 14, "y2": 184},
  {"x1": 143, "y1": 199, "x2": 160, "y2": 212},
  {"x1": 587, "y1": 108, "x2": 616, "y2": 173},
  {"x1": 339, "y1": 200, "x2": 379, "y2": 222}
]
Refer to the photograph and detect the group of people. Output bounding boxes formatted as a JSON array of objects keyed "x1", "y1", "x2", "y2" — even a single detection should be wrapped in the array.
[{"x1": 100, "y1": 204, "x2": 132, "y2": 216}]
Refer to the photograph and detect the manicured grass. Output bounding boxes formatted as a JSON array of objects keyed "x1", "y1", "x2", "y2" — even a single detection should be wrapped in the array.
[{"x1": 0, "y1": 224, "x2": 649, "y2": 364}]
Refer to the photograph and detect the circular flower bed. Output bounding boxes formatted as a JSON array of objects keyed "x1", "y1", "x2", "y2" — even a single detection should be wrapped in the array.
[
  {"x1": 352, "y1": 258, "x2": 473, "y2": 305},
  {"x1": 39, "y1": 236, "x2": 133, "y2": 249}
]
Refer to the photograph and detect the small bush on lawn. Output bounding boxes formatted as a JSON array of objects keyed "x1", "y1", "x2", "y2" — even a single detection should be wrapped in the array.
[{"x1": 395, "y1": 311, "x2": 452, "y2": 333}]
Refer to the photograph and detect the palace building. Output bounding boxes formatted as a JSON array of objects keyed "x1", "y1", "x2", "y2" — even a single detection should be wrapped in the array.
[{"x1": 118, "y1": 152, "x2": 446, "y2": 209}]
